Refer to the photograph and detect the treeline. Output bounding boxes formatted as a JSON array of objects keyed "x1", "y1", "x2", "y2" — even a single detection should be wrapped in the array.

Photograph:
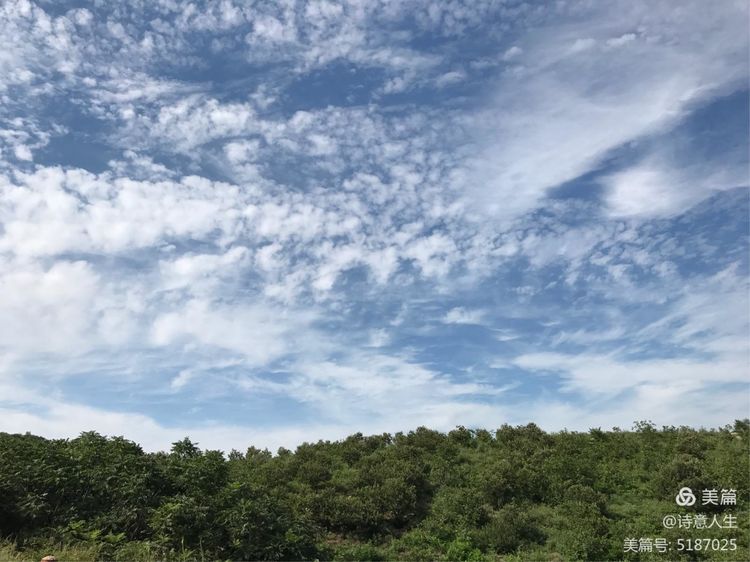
[{"x1": 0, "y1": 421, "x2": 747, "y2": 561}]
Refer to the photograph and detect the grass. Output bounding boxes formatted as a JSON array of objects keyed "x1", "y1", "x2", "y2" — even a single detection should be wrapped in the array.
[{"x1": 0, "y1": 541, "x2": 101, "y2": 562}]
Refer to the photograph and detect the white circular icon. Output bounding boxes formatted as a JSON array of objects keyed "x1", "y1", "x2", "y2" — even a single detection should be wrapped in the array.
[{"x1": 675, "y1": 486, "x2": 696, "y2": 506}]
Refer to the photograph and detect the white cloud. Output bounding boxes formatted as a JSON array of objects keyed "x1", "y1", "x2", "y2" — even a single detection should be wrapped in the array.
[
  {"x1": 606, "y1": 32, "x2": 637, "y2": 48},
  {"x1": 515, "y1": 352, "x2": 746, "y2": 397},
  {"x1": 501, "y1": 45, "x2": 522, "y2": 61},
  {"x1": 159, "y1": 247, "x2": 249, "y2": 293},
  {"x1": 3, "y1": 346, "x2": 744, "y2": 452},
  {"x1": 150, "y1": 299, "x2": 317, "y2": 367},
  {"x1": 13, "y1": 144, "x2": 31, "y2": 160},
  {"x1": 0, "y1": 386, "x2": 506, "y2": 452},
  {"x1": 170, "y1": 369, "x2": 195, "y2": 390},
  {"x1": 368, "y1": 328, "x2": 390, "y2": 347},
  {"x1": 443, "y1": 307, "x2": 485, "y2": 325},
  {"x1": 435, "y1": 70, "x2": 465, "y2": 88},
  {"x1": 515, "y1": 263, "x2": 749, "y2": 399},
  {"x1": 0, "y1": 398, "x2": 350, "y2": 452},
  {"x1": 0, "y1": 167, "x2": 247, "y2": 257},
  {"x1": 604, "y1": 165, "x2": 689, "y2": 218},
  {"x1": 569, "y1": 37, "x2": 596, "y2": 53},
  {"x1": 603, "y1": 156, "x2": 748, "y2": 218},
  {"x1": 504, "y1": 384, "x2": 748, "y2": 434},
  {"x1": 0, "y1": 259, "x2": 101, "y2": 354},
  {"x1": 461, "y1": 0, "x2": 748, "y2": 220},
  {"x1": 404, "y1": 233, "x2": 458, "y2": 278},
  {"x1": 494, "y1": 329, "x2": 519, "y2": 342},
  {"x1": 638, "y1": 264, "x2": 750, "y2": 357},
  {"x1": 250, "y1": 15, "x2": 295, "y2": 43},
  {"x1": 262, "y1": 352, "x2": 509, "y2": 429}
]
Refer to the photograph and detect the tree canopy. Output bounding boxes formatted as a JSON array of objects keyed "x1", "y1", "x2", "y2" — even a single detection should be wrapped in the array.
[{"x1": 0, "y1": 421, "x2": 747, "y2": 561}]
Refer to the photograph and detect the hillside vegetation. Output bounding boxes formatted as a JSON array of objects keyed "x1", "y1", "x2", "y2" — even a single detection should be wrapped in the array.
[{"x1": 1, "y1": 421, "x2": 747, "y2": 561}]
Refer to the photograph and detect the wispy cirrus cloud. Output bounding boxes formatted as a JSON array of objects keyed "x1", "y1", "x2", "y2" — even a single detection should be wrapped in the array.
[{"x1": 461, "y1": 0, "x2": 748, "y2": 220}]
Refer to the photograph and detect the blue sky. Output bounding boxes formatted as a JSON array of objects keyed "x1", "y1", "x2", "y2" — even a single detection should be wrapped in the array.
[{"x1": 0, "y1": 0, "x2": 747, "y2": 451}]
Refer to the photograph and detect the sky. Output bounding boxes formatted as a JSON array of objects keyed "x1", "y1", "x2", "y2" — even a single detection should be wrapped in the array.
[{"x1": 0, "y1": 0, "x2": 748, "y2": 452}]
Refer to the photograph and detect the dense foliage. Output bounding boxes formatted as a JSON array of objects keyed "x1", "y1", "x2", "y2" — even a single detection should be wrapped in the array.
[{"x1": 1, "y1": 421, "x2": 747, "y2": 561}]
